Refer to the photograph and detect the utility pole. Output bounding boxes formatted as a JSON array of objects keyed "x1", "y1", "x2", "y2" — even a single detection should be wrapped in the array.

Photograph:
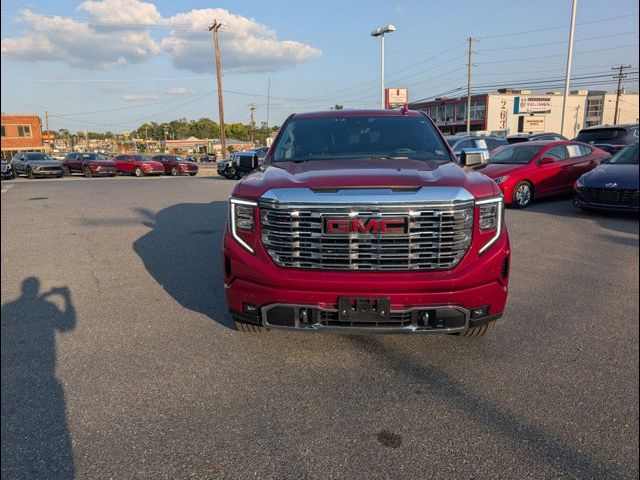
[
  {"x1": 209, "y1": 20, "x2": 227, "y2": 158},
  {"x1": 163, "y1": 126, "x2": 168, "y2": 153},
  {"x1": 249, "y1": 104, "x2": 256, "y2": 144},
  {"x1": 266, "y1": 77, "x2": 271, "y2": 131},
  {"x1": 466, "y1": 37, "x2": 474, "y2": 134},
  {"x1": 44, "y1": 110, "x2": 50, "y2": 153},
  {"x1": 560, "y1": 0, "x2": 578, "y2": 136},
  {"x1": 612, "y1": 64, "x2": 631, "y2": 125}
]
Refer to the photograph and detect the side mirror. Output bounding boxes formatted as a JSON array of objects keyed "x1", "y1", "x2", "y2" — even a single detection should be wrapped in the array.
[
  {"x1": 538, "y1": 157, "x2": 555, "y2": 165},
  {"x1": 460, "y1": 149, "x2": 486, "y2": 168}
]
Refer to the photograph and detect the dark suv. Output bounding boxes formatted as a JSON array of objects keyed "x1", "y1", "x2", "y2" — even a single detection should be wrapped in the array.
[
  {"x1": 574, "y1": 124, "x2": 639, "y2": 155},
  {"x1": 11, "y1": 152, "x2": 64, "y2": 178}
]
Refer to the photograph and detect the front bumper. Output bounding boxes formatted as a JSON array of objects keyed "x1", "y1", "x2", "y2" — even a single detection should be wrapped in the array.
[
  {"x1": 574, "y1": 189, "x2": 639, "y2": 212},
  {"x1": 224, "y1": 228, "x2": 510, "y2": 334},
  {"x1": 33, "y1": 169, "x2": 63, "y2": 177}
]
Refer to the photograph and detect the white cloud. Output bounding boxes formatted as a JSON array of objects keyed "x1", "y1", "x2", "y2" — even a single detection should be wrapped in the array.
[
  {"x1": 1, "y1": 3, "x2": 321, "y2": 74},
  {"x1": 121, "y1": 94, "x2": 159, "y2": 101},
  {"x1": 164, "y1": 87, "x2": 192, "y2": 95},
  {"x1": 1, "y1": 3, "x2": 160, "y2": 69},
  {"x1": 162, "y1": 8, "x2": 321, "y2": 74}
]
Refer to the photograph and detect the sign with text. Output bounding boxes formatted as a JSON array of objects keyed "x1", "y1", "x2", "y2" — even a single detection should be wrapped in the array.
[
  {"x1": 385, "y1": 88, "x2": 408, "y2": 109},
  {"x1": 521, "y1": 116, "x2": 546, "y2": 133},
  {"x1": 514, "y1": 96, "x2": 552, "y2": 114}
]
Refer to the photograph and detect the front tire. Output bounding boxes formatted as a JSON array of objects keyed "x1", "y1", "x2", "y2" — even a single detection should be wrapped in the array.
[
  {"x1": 83, "y1": 166, "x2": 92, "y2": 178},
  {"x1": 458, "y1": 321, "x2": 494, "y2": 337},
  {"x1": 234, "y1": 319, "x2": 268, "y2": 333},
  {"x1": 134, "y1": 167, "x2": 143, "y2": 177},
  {"x1": 170, "y1": 167, "x2": 179, "y2": 176},
  {"x1": 27, "y1": 168, "x2": 35, "y2": 179},
  {"x1": 512, "y1": 181, "x2": 533, "y2": 208},
  {"x1": 62, "y1": 166, "x2": 70, "y2": 177},
  {"x1": 189, "y1": 172, "x2": 197, "y2": 176}
]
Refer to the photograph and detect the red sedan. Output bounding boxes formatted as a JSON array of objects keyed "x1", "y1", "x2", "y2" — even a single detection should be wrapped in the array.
[
  {"x1": 151, "y1": 154, "x2": 199, "y2": 176},
  {"x1": 113, "y1": 154, "x2": 164, "y2": 177},
  {"x1": 480, "y1": 141, "x2": 609, "y2": 208}
]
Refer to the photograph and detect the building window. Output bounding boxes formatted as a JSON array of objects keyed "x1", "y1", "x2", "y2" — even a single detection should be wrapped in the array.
[
  {"x1": 455, "y1": 102, "x2": 466, "y2": 122},
  {"x1": 586, "y1": 98, "x2": 603, "y2": 119},
  {"x1": 1, "y1": 126, "x2": 5, "y2": 137},
  {"x1": 18, "y1": 125, "x2": 32, "y2": 137},
  {"x1": 471, "y1": 100, "x2": 486, "y2": 120}
]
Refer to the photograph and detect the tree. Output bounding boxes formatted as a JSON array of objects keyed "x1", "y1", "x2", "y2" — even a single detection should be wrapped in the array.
[{"x1": 331, "y1": 104, "x2": 344, "y2": 110}]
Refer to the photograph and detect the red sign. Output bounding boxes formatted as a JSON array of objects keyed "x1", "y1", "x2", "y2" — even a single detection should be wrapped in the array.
[{"x1": 385, "y1": 88, "x2": 408, "y2": 109}]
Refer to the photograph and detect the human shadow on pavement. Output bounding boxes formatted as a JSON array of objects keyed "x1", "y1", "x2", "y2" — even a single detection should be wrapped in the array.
[
  {"x1": 132, "y1": 201, "x2": 233, "y2": 328},
  {"x1": 1, "y1": 278, "x2": 76, "y2": 480}
]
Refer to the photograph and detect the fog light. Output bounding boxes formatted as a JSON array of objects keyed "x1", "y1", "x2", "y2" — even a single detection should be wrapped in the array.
[
  {"x1": 471, "y1": 307, "x2": 489, "y2": 319},
  {"x1": 243, "y1": 303, "x2": 258, "y2": 313}
]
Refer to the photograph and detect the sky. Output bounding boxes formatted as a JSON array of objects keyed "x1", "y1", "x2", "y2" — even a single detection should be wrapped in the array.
[{"x1": 1, "y1": 0, "x2": 638, "y2": 134}]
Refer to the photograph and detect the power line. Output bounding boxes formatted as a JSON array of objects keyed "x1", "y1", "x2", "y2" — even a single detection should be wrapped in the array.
[{"x1": 476, "y1": 30, "x2": 638, "y2": 53}]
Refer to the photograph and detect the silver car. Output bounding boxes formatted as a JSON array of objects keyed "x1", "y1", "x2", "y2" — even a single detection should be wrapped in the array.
[{"x1": 11, "y1": 152, "x2": 64, "y2": 179}]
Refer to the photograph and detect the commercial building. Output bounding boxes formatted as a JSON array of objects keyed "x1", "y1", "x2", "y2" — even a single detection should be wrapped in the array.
[
  {"x1": 1, "y1": 114, "x2": 45, "y2": 160},
  {"x1": 165, "y1": 136, "x2": 254, "y2": 157},
  {"x1": 410, "y1": 89, "x2": 639, "y2": 137}
]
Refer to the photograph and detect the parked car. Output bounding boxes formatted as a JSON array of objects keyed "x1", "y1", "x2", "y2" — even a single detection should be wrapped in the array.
[
  {"x1": 445, "y1": 135, "x2": 508, "y2": 160},
  {"x1": 113, "y1": 154, "x2": 164, "y2": 176},
  {"x1": 574, "y1": 124, "x2": 639, "y2": 155},
  {"x1": 62, "y1": 152, "x2": 117, "y2": 177},
  {"x1": 217, "y1": 157, "x2": 234, "y2": 178},
  {"x1": 11, "y1": 152, "x2": 64, "y2": 179},
  {"x1": 201, "y1": 153, "x2": 216, "y2": 163},
  {"x1": 225, "y1": 109, "x2": 509, "y2": 336},
  {"x1": 1, "y1": 160, "x2": 15, "y2": 180},
  {"x1": 479, "y1": 141, "x2": 609, "y2": 208},
  {"x1": 574, "y1": 142, "x2": 639, "y2": 211},
  {"x1": 151, "y1": 155, "x2": 199, "y2": 176},
  {"x1": 506, "y1": 133, "x2": 568, "y2": 144}
]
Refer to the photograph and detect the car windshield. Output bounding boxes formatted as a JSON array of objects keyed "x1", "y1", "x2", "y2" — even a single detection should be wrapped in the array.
[
  {"x1": 490, "y1": 145, "x2": 545, "y2": 164},
  {"x1": 272, "y1": 116, "x2": 451, "y2": 162},
  {"x1": 26, "y1": 153, "x2": 54, "y2": 161},
  {"x1": 79, "y1": 154, "x2": 106, "y2": 161},
  {"x1": 575, "y1": 128, "x2": 627, "y2": 143},
  {"x1": 130, "y1": 155, "x2": 151, "y2": 161},
  {"x1": 608, "y1": 143, "x2": 639, "y2": 165}
]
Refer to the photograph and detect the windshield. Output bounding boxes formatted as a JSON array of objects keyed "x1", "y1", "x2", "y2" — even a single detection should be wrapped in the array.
[
  {"x1": 608, "y1": 142, "x2": 639, "y2": 165},
  {"x1": 79, "y1": 154, "x2": 107, "y2": 161},
  {"x1": 131, "y1": 155, "x2": 151, "y2": 162},
  {"x1": 575, "y1": 128, "x2": 627, "y2": 144},
  {"x1": 272, "y1": 116, "x2": 451, "y2": 162},
  {"x1": 26, "y1": 153, "x2": 54, "y2": 161},
  {"x1": 490, "y1": 145, "x2": 545, "y2": 164}
]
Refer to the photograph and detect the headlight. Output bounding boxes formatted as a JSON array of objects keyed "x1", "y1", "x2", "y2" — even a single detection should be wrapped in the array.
[
  {"x1": 229, "y1": 198, "x2": 258, "y2": 253},
  {"x1": 476, "y1": 196, "x2": 504, "y2": 254},
  {"x1": 494, "y1": 176, "x2": 508, "y2": 184},
  {"x1": 574, "y1": 177, "x2": 584, "y2": 189}
]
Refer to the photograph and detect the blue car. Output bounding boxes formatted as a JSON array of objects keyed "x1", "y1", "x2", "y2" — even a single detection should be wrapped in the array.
[{"x1": 574, "y1": 142, "x2": 639, "y2": 211}]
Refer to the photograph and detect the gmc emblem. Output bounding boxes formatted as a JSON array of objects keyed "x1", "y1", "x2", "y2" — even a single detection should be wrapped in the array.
[{"x1": 323, "y1": 217, "x2": 408, "y2": 235}]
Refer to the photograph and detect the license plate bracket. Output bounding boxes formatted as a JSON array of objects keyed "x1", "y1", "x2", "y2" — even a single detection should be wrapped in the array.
[{"x1": 338, "y1": 297, "x2": 391, "y2": 322}]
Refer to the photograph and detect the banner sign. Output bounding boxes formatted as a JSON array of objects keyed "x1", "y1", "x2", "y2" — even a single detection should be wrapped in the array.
[{"x1": 514, "y1": 96, "x2": 552, "y2": 114}]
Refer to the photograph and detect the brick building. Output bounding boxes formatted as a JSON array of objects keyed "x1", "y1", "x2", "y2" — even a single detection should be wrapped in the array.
[{"x1": 1, "y1": 114, "x2": 45, "y2": 160}]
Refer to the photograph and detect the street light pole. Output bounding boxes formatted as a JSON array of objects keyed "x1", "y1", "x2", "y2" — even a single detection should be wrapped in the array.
[
  {"x1": 560, "y1": 0, "x2": 578, "y2": 136},
  {"x1": 371, "y1": 24, "x2": 396, "y2": 109}
]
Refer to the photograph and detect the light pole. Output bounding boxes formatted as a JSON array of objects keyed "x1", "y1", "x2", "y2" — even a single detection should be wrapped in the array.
[
  {"x1": 560, "y1": 0, "x2": 578, "y2": 136},
  {"x1": 371, "y1": 24, "x2": 396, "y2": 109}
]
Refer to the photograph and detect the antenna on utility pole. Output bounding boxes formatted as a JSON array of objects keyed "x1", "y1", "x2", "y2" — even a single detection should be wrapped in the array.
[
  {"x1": 249, "y1": 104, "x2": 256, "y2": 144},
  {"x1": 612, "y1": 64, "x2": 631, "y2": 125},
  {"x1": 466, "y1": 37, "x2": 475, "y2": 135},
  {"x1": 209, "y1": 20, "x2": 227, "y2": 158}
]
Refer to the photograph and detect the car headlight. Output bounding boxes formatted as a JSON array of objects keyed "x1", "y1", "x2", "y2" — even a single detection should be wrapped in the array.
[
  {"x1": 494, "y1": 176, "x2": 508, "y2": 184},
  {"x1": 574, "y1": 177, "x2": 584, "y2": 189},
  {"x1": 476, "y1": 196, "x2": 504, "y2": 254},
  {"x1": 229, "y1": 198, "x2": 258, "y2": 253}
]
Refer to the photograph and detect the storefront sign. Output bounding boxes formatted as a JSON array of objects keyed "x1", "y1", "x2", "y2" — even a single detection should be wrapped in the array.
[
  {"x1": 514, "y1": 96, "x2": 552, "y2": 114},
  {"x1": 522, "y1": 116, "x2": 546, "y2": 132},
  {"x1": 386, "y1": 88, "x2": 408, "y2": 109}
]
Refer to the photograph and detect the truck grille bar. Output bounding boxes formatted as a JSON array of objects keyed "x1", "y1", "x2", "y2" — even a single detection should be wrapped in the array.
[{"x1": 260, "y1": 200, "x2": 474, "y2": 271}]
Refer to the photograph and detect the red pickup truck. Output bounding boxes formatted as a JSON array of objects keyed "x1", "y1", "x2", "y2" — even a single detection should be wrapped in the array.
[{"x1": 223, "y1": 110, "x2": 510, "y2": 336}]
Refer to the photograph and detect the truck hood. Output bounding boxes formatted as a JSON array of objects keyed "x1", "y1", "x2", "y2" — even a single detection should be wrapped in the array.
[
  {"x1": 581, "y1": 164, "x2": 639, "y2": 189},
  {"x1": 234, "y1": 158, "x2": 499, "y2": 199}
]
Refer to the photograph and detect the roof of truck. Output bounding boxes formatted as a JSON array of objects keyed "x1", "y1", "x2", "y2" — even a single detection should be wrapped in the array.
[{"x1": 290, "y1": 109, "x2": 424, "y2": 119}]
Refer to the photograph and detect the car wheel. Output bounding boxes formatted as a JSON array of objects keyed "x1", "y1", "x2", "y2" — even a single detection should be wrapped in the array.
[
  {"x1": 134, "y1": 167, "x2": 143, "y2": 177},
  {"x1": 171, "y1": 167, "x2": 179, "y2": 176},
  {"x1": 62, "y1": 166, "x2": 70, "y2": 177},
  {"x1": 458, "y1": 321, "x2": 494, "y2": 337},
  {"x1": 26, "y1": 168, "x2": 35, "y2": 179},
  {"x1": 83, "y1": 166, "x2": 92, "y2": 178},
  {"x1": 512, "y1": 181, "x2": 533, "y2": 208},
  {"x1": 189, "y1": 172, "x2": 197, "y2": 176},
  {"x1": 234, "y1": 319, "x2": 268, "y2": 333}
]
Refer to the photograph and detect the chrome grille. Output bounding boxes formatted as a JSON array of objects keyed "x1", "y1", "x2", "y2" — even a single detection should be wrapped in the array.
[{"x1": 260, "y1": 202, "x2": 474, "y2": 271}]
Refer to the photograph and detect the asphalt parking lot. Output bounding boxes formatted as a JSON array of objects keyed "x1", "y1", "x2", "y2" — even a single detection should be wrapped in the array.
[{"x1": 1, "y1": 176, "x2": 638, "y2": 480}]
